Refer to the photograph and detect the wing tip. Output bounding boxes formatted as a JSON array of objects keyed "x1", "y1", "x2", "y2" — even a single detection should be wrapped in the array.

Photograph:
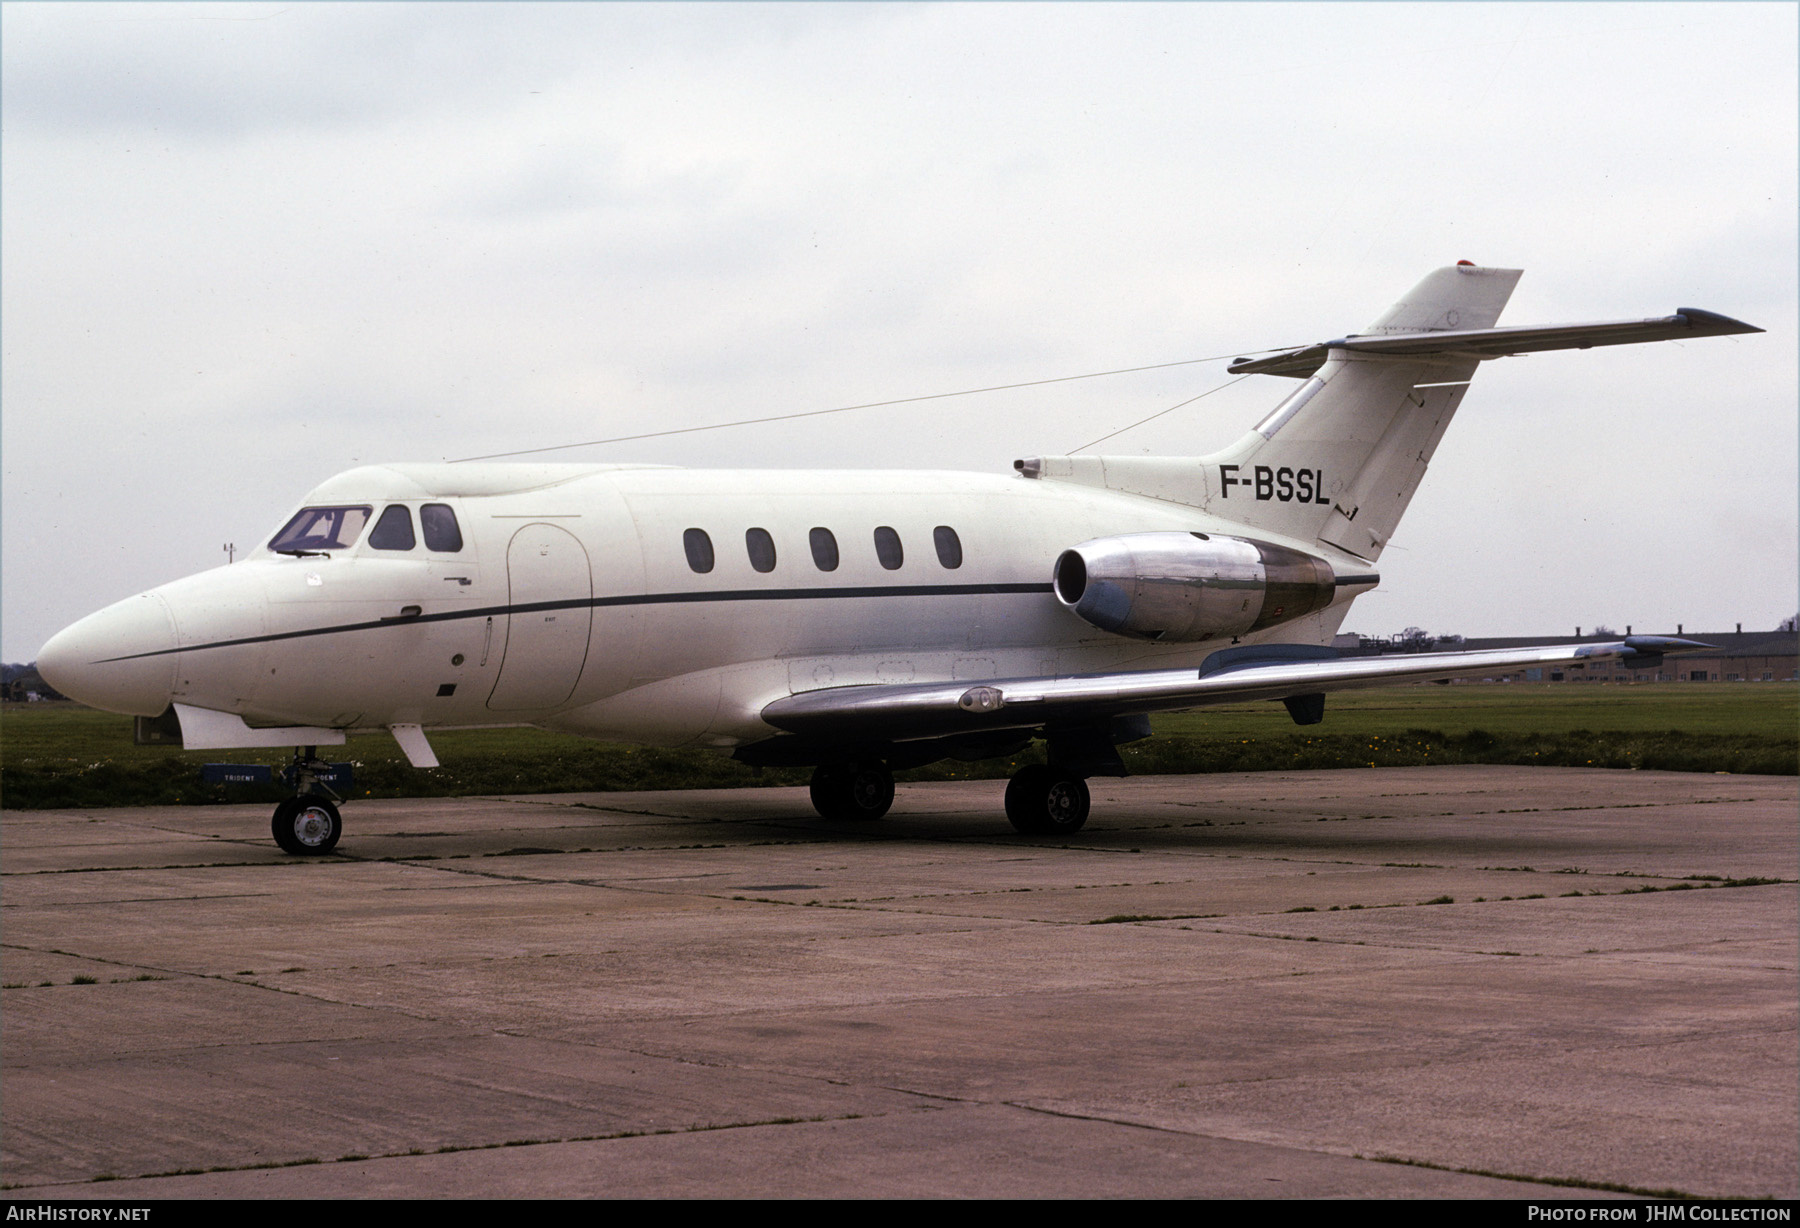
[{"x1": 1675, "y1": 308, "x2": 1764, "y2": 336}]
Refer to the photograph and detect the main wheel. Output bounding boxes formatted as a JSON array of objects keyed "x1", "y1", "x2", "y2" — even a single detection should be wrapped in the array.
[
  {"x1": 272, "y1": 796, "x2": 342, "y2": 855},
  {"x1": 809, "y1": 761, "x2": 894, "y2": 820},
  {"x1": 1005, "y1": 765, "x2": 1090, "y2": 835},
  {"x1": 809, "y1": 764, "x2": 847, "y2": 818},
  {"x1": 1041, "y1": 771, "x2": 1091, "y2": 834}
]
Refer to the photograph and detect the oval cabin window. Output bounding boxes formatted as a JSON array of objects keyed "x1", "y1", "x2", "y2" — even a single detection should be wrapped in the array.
[
  {"x1": 873, "y1": 526, "x2": 903, "y2": 570},
  {"x1": 809, "y1": 527, "x2": 839, "y2": 571},
  {"x1": 746, "y1": 528, "x2": 777, "y2": 573},
  {"x1": 933, "y1": 525, "x2": 962, "y2": 569},
  {"x1": 683, "y1": 528, "x2": 715, "y2": 574}
]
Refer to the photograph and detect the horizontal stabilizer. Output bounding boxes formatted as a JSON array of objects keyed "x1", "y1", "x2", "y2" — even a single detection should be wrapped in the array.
[
  {"x1": 761, "y1": 639, "x2": 1711, "y2": 744},
  {"x1": 1230, "y1": 309, "x2": 1762, "y2": 378}
]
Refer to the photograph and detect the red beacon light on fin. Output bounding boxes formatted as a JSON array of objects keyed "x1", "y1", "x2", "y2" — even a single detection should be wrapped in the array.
[{"x1": 1456, "y1": 259, "x2": 1477, "y2": 267}]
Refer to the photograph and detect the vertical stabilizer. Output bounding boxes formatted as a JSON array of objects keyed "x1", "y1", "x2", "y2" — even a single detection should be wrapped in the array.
[
  {"x1": 1193, "y1": 265, "x2": 1522, "y2": 559},
  {"x1": 1362, "y1": 264, "x2": 1522, "y2": 334}
]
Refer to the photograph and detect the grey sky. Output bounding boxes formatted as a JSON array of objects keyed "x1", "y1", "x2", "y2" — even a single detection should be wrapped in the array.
[{"x1": 4, "y1": 1, "x2": 1795, "y2": 661}]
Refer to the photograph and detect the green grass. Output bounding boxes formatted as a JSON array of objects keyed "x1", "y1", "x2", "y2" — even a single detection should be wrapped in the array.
[
  {"x1": 1, "y1": 705, "x2": 611, "y2": 771},
  {"x1": 2, "y1": 683, "x2": 1793, "y2": 809}
]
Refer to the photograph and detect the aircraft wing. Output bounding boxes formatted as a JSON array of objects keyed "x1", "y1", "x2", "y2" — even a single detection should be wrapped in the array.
[
  {"x1": 1229, "y1": 309, "x2": 1762, "y2": 378},
  {"x1": 760, "y1": 637, "x2": 1705, "y2": 743}
]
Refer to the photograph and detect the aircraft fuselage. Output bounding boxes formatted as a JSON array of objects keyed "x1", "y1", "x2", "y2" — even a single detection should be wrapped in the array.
[{"x1": 54, "y1": 461, "x2": 1364, "y2": 752}]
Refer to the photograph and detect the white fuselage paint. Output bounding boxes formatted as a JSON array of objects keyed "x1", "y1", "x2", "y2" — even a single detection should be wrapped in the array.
[{"x1": 113, "y1": 462, "x2": 1366, "y2": 750}]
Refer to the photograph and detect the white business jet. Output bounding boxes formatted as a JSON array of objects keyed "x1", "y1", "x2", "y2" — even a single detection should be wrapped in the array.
[{"x1": 37, "y1": 264, "x2": 1758, "y2": 854}]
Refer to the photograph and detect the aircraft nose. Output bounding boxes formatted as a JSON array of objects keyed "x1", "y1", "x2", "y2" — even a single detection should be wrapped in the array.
[{"x1": 37, "y1": 591, "x2": 179, "y2": 717}]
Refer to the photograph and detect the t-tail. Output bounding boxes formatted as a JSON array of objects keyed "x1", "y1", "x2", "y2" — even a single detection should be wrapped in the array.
[
  {"x1": 1018, "y1": 262, "x2": 1761, "y2": 561},
  {"x1": 1203, "y1": 263, "x2": 1519, "y2": 560}
]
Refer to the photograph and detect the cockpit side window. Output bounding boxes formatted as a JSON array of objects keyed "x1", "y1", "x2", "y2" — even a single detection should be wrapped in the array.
[
  {"x1": 368, "y1": 505, "x2": 417, "y2": 551},
  {"x1": 420, "y1": 504, "x2": 463, "y2": 552},
  {"x1": 269, "y1": 505, "x2": 373, "y2": 553}
]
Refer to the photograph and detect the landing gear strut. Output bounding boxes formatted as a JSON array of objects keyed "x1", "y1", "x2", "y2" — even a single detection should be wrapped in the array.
[
  {"x1": 809, "y1": 760, "x2": 895, "y2": 821},
  {"x1": 271, "y1": 746, "x2": 344, "y2": 855},
  {"x1": 1004, "y1": 764, "x2": 1091, "y2": 835}
]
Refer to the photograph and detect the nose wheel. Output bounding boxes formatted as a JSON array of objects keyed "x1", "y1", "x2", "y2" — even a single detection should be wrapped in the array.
[
  {"x1": 272, "y1": 795, "x2": 342, "y2": 855},
  {"x1": 271, "y1": 746, "x2": 345, "y2": 854}
]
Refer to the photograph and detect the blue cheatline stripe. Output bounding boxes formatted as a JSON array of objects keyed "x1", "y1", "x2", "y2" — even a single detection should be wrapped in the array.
[{"x1": 96, "y1": 582, "x2": 1057, "y2": 663}]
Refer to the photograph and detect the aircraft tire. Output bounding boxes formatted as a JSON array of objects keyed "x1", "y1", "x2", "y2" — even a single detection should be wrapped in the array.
[
  {"x1": 1004, "y1": 765, "x2": 1052, "y2": 833},
  {"x1": 809, "y1": 765, "x2": 848, "y2": 819},
  {"x1": 1005, "y1": 765, "x2": 1090, "y2": 835},
  {"x1": 272, "y1": 796, "x2": 342, "y2": 855},
  {"x1": 809, "y1": 762, "x2": 893, "y2": 821}
]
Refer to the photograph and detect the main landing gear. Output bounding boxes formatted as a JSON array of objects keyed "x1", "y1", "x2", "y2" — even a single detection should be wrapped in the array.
[
  {"x1": 1003, "y1": 764, "x2": 1091, "y2": 835},
  {"x1": 271, "y1": 747, "x2": 344, "y2": 855},
  {"x1": 804, "y1": 757, "x2": 1092, "y2": 834},
  {"x1": 791, "y1": 725, "x2": 1121, "y2": 834},
  {"x1": 809, "y1": 760, "x2": 895, "y2": 821}
]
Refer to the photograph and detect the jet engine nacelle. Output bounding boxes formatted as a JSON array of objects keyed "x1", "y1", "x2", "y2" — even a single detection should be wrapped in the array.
[{"x1": 1052, "y1": 531, "x2": 1337, "y2": 642}]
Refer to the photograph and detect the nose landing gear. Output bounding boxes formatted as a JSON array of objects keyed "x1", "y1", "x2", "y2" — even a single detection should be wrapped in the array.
[
  {"x1": 271, "y1": 747, "x2": 345, "y2": 855},
  {"x1": 272, "y1": 795, "x2": 342, "y2": 855}
]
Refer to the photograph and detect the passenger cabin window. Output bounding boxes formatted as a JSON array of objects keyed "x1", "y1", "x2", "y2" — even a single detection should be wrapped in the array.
[
  {"x1": 746, "y1": 527, "x2": 777, "y2": 573},
  {"x1": 873, "y1": 526, "x2": 903, "y2": 570},
  {"x1": 420, "y1": 503, "x2": 462, "y2": 552},
  {"x1": 368, "y1": 505, "x2": 417, "y2": 551},
  {"x1": 269, "y1": 505, "x2": 372, "y2": 554},
  {"x1": 683, "y1": 528, "x2": 715, "y2": 573},
  {"x1": 933, "y1": 525, "x2": 962, "y2": 569},
  {"x1": 809, "y1": 527, "x2": 839, "y2": 571}
]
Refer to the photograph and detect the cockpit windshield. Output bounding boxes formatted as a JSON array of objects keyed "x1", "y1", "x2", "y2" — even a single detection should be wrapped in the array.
[{"x1": 269, "y1": 505, "x2": 373, "y2": 554}]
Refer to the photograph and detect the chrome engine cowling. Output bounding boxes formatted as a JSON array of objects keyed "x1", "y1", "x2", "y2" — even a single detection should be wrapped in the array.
[{"x1": 1052, "y1": 532, "x2": 1337, "y2": 642}]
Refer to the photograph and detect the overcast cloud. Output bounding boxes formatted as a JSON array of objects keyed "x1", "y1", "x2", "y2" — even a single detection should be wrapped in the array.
[{"x1": 4, "y1": 1, "x2": 1795, "y2": 661}]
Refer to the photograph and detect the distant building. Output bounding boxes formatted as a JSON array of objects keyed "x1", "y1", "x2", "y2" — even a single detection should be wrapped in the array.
[{"x1": 2, "y1": 665, "x2": 63, "y2": 702}]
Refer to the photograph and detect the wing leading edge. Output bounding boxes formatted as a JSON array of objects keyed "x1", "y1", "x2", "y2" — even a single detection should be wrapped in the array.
[
  {"x1": 760, "y1": 637, "x2": 1707, "y2": 744},
  {"x1": 1227, "y1": 309, "x2": 1762, "y2": 379}
]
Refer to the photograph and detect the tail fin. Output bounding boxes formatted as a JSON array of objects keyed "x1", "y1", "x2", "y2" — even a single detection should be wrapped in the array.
[
  {"x1": 1196, "y1": 264, "x2": 1521, "y2": 559},
  {"x1": 1020, "y1": 265, "x2": 1758, "y2": 560}
]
